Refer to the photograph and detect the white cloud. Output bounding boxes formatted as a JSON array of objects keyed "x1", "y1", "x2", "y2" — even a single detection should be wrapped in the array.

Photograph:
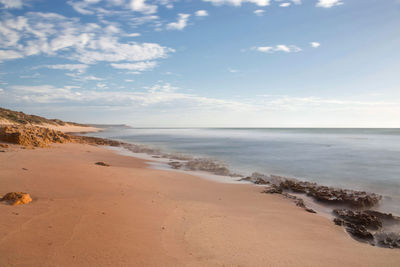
[
  {"x1": 195, "y1": 10, "x2": 209, "y2": 17},
  {"x1": 316, "y1": 0, "x2": 343, "y2": 8},
  {"x1": 228, "y1": 68, "x2": 239, "y2": 73},
  {"x1": 130, "y1": 0, "x2": 157, "y2": 14},
  {"x1": 310, "y1": 42, "x2": 320, "y2": 48},
  {"x1": 124, "y1": 32, "x2": 141, "y2": 37},
  {"x1": 96, "y1": 82, "x2": 108, "y2": 89},
  {"x1": 253, "y1": 45, "x2": 302, "y2": 53},
  {"x1": 204, "y1": 0, "x2": 270, "y2": 6},
  {"x1": 0, "y1": 88, "x2": 3, "y2": 93},
  {"x1": 0, "y1": 12, "x2": 174, "y2": 64},
  {"x1": 0, "y1": 50, "x2": 24, "y2": 61},
  {"x1": 110, "y1": 61, "x2": 157, "y2": 71},
  {"x1": 292, "y1": 0, "x2": 301, "y2": 4},
  {"x1": 6, "y1": 83, "x2": 254, "y2": 112},
  {"x1": 43, "y1": 64, "x2": 89, "y2": 73},
  {"x1": 256, "y1": 46, "x2": 273, "y2": 52},
  {"x1": 280, "y1": 3, "x2": 290, "y2": 7},
  {"x1": 254, "y1": 9, "x2": 265, "y2": 15},
  {"x1": 166, "y1": 13, "x2": 190, "y2": 30},
  {"x1": 0, "y1": 0, "x2": 26, "y2": 9}
]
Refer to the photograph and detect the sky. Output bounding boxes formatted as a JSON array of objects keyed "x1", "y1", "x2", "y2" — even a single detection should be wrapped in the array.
[{"x1": 0, "y1": 0, "x2": 399, "y2": 127}]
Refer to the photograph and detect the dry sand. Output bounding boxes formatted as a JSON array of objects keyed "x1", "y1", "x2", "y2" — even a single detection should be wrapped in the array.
[
  {"x1": 0, "y1": 143, "x2": 399, "y2": 266},
  {"x1": 35, "y1": 123, "x2": 101, "y2": 133}
]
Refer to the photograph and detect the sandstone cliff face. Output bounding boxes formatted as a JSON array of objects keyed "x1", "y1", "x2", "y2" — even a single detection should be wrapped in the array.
[
  {"x1": 0, "y1": 125, "x2": 120, "y2": 148},
  {"x1": 0, "y1": 125, "x2": 71, "y2": 148}
]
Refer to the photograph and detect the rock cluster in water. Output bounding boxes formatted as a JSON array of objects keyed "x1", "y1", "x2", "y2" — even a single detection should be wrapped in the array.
[
  {"x1": 1, "y1": 192, "x2": 32, "y2": 205},
  {"x1": 248, "y1": 172, "x2": 400, "y2": 248},
  {"x1": 251, "y1": 173, "x2": 381, "y2": 208},
  {"x1": 333, "y1": 209, "x2": 400, "y2": 248},
  {"x1": 278, "y1": 179, "x2": 381, "y2": 208}
]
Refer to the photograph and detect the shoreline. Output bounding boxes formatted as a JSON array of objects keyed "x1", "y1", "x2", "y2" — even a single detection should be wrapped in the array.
[
  {"x1": 2, "y1": 123, "x2": 398, "y2": 248},
  {"x1": 1, "y1": 142, "x2": 400, "y2": 266}
]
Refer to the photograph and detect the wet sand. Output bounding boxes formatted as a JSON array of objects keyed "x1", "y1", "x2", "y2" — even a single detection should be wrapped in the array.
[{"x1": 0, "y1": 143, "x2": 399, "y2": 266}]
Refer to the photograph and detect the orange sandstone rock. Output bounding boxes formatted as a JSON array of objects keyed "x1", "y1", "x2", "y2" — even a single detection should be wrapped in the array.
[{"x1": 1, "y1": 192, "x2": 32, "y2": 205}]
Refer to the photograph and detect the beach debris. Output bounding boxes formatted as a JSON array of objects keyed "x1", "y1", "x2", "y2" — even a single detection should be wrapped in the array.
[
  {"x1": 95, "y1": 162, "x2": 110, "y2": 167},
  {"x1": 1, "y1": 192, "x2": 32, "y2": 205},
  {"x1": 0, "y1": 143, "x2": 8, "y2": 148}
]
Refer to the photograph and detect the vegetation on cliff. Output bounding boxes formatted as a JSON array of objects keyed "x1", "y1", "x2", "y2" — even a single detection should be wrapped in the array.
[{"x1": 0, "y1": 107, "x2": 85, "y2": 126}]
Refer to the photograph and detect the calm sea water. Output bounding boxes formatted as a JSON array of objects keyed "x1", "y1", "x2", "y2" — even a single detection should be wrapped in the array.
[{"x1": 88, "y1": 127, "x2": 400, "y2": 215}]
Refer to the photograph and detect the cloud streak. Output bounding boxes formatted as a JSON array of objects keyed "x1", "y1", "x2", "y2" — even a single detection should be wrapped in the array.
[
  {"x1": 253, "y1": 44, "x2": 302, "y2": 53},
  {"x1": 316, "y1": 0, "x2": 344, "y2": 8}
]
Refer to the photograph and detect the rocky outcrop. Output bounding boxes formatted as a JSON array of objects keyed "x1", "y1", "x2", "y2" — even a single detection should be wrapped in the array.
[
  {"x1": 279, "y1": 180, "x2": 381, "y2": 208},
  {"x1": 262, "y1": 184, "x2": 282, "y2": 194},
  {"x1": 0, "y1": 125, "x2": 121, "y2": 148},
  {"x1": 71, "y1": 135, "x2": 121, "y2": 146},
  {"x1": 333, "y1": 209, "x2": 382, "y2": 230},
  {"x1": 0, "y1": 125, "x2": 71, "y2": 148},
  {"x1": 258, "y1": 178, "x2": 381, "y2": 209},
  {"x1": 184, "y1": 158, "x2": 231, "y2": 176},
  {"x1": 1, "y1": 192, "x2": 32, "y2": 205},
  {"x1": 333, "y1": 209, "x2": 400, "y2": 248}
]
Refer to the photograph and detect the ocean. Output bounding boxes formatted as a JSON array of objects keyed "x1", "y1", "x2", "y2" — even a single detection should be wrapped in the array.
[{"x1": 87, "y1": 127, "x2": 400, "y2": 215}]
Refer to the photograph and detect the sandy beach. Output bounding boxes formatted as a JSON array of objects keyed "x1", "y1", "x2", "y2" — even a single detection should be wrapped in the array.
[{"x1": 1, "y1": 143, "x2": 399, "y2": 266}]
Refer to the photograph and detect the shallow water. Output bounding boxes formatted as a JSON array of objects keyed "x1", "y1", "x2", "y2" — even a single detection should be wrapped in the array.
[{"x1": 87, "y1": 127, "x2": 400, "y2": 215}]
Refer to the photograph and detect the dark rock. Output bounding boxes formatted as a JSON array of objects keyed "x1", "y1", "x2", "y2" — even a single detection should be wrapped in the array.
[
  {"x1": 334, "y1": 218, "x2": 344, "y2": 226},
  {"x1": 345, "y1": 223, "x2": 374, "y2": 241},
  {"x1": 364, "y1": 210, "x2": 400, "y2": 222},
  {"x1": 254, "y1": 178, "x2": 269, "y2": 185},
  {"x1": 168, "y1": 161, "x2": 182, "y2": 169},
  {"x1": 262, "y1": 184, "x2": 282, "y2": 194},
  {"x1": 295, "y1": 199, "x2": 306, "y2": 208},
  {"x1": 375, "y1": 232, "x2": 400, "y2": 248},
  {"x1": 333, "y1": 209, "x2": 382, "y2": 230},
  {"x1": 277, "y1": 179, "x2": 381, "y2": 208},
  {"x1": 305, "y1": 208, "x2": 316, "y2": 213},
  {"x1": 95, "y1": 162, "x2": 110, "y2": 167}
]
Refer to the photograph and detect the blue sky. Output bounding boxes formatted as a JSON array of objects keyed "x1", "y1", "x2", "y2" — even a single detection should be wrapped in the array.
[{"x1": 0, "y1": 0, "x2": 399, "y2": 127}]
